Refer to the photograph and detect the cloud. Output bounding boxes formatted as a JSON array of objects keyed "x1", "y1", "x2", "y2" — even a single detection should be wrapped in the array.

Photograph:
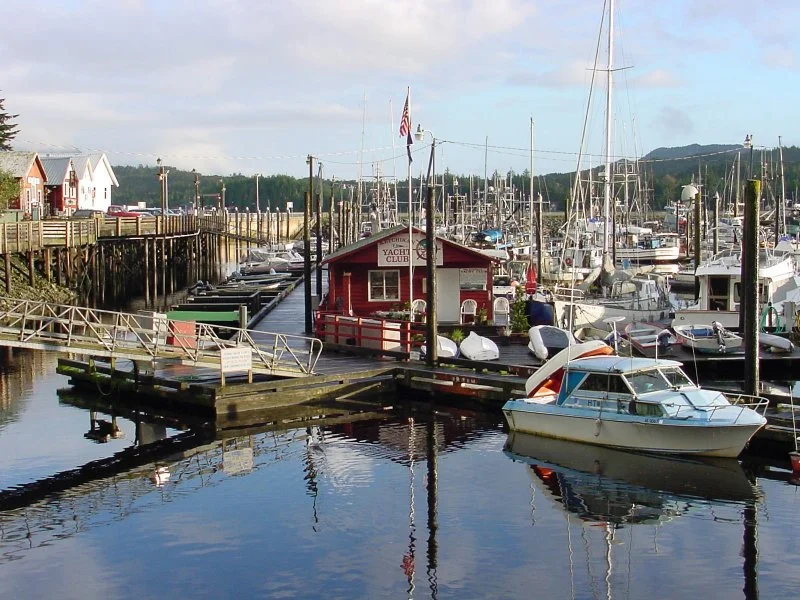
[
  {"x1": 652, "y1": 106, "x2": 694, "y2": 137},
  {"x1": 630, "y1": 69, "x2": 682, "y2": 88}
]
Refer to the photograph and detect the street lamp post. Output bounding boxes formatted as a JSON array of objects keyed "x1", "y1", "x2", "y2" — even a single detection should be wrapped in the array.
[
  {"x1": 192, "y1": 169, "x2": 200, "y2": 215},
  {"x1": 415, "y1": 124, "x2": 438, "y2": 367},
  {"x1": 744, "y1": 134, "x2": 754, "y2": 179}
]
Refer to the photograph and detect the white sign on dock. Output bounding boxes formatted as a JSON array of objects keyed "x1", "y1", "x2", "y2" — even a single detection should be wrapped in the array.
[{"x1": 220, "y1": 347, "x2": 253, "y2": 385}]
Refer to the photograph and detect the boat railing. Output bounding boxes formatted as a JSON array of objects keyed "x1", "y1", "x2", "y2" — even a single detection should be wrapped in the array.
[{"x1": 664, "y1": 394, "x2": 769, "y2": 422}]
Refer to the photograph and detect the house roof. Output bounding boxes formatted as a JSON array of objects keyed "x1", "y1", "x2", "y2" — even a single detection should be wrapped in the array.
[
  {"x1": 322, "y1": 224, "x2": 496, "y2": 266},
  {"x1": 38, "y1": 151, "x2": 118, "y2": 186},
  {"x1": 0, "y1": 151, "x2": 39, "y2": 178},
  {"x1": 40, "y1": 157, "x2": 73, "y2": 185},
  {"x1": 87, "y1": 153, "x2": 119, "y2": 186},
  {"x1": 71, "y1": 155, "x2": 93, "y2": 179}
]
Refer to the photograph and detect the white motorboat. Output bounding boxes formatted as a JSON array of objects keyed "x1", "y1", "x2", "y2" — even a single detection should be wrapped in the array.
[
  {"x1": 528, "y1": 325, "x2": 577, "y2": 361},
  {"x1": 673, "y1": 322, "x2": 743, "y2": 354},
  {"x1": 503, "y1": 346, "x2": 767, "y2": 458},
  {"x1": 672, "y1": 248, "x2": 800, "y2": 331},
  {"x1": 459, "y1": 331, "x2": 499, "y2": 361},
  {"x1": 420, "y1": 335, "x2": 459, "y2": 359}
]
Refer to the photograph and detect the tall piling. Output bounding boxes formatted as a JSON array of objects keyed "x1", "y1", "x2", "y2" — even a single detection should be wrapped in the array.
[{"x1": 742, "y1": 179, "x2": 760, "y2": 396}]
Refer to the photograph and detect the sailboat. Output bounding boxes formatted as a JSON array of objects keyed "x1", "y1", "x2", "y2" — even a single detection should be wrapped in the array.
[{"x1": 550, "y1": 0, "x2": 672, "y2": 329}]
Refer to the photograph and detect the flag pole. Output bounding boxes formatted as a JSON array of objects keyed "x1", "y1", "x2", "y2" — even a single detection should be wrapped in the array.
[{"x1": 407, "y1": 87, "x2": 414, "y2": 311}]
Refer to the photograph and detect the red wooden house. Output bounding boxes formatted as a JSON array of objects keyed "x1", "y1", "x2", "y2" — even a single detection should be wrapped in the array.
[
  {"x1": 321, "y1": 225, "x2": 496, "y2": 324},
  {"x1": 40, "y1": 156, "x2": 78, "y2": 216},
  {"x1": 0, "y1": 151, "x2": 47, "y2": 217}
]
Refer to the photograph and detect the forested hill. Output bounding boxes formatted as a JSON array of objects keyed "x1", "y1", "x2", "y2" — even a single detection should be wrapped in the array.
[{"x1": 112, "y1": 144, "x2": 800, "y2": 212}]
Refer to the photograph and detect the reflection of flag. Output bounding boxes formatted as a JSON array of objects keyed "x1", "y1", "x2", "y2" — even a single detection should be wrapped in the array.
[{"x1": 399, "y1": 90, "x2": 413, "y2": 163}]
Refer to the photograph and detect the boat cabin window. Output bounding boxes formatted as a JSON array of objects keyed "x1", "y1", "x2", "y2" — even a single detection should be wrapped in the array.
[
  {"x1": 659, "y1": 367, "x2": 694, "y2": 389},
  {"x1": 624, "y1": 370, "x2": 670, "y2": 395},
  {"x1": 629, "y1": 400, "x2": 665, "y2": 417},
  {"x1": 577, "y1": 373, "x2": 629, "y2": 395},
  {"x1": 709, "y1": 276, "x2": 730, "y2": 311}
]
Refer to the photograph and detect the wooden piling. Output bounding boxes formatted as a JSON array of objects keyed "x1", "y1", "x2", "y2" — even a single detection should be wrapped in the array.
[{"x1": 743, "y1": 179, "x2": 761, "y2": 396}]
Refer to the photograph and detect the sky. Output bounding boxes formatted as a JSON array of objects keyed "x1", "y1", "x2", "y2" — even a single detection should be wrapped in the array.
[{"x1": 2, "y1": 0, "x2": 799, "y2": 181}]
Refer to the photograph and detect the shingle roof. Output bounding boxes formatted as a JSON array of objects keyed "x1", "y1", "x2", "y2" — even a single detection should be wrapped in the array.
[
  {"x1": 0, "y1": 151, "x2": 37, "y2": 178},
  {"x1": 40, "y1": 157, "x2": 73, "y2": 185}
]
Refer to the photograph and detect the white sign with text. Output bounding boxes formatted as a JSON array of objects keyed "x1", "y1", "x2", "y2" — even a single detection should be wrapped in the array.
[{"x1": 377, "y1": 232, "x2": 443, "y2": 267}]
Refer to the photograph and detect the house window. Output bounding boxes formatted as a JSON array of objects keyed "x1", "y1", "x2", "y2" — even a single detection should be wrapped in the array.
[
  {"x1": 104, "y1": 188, "x2": 107, "y2": 199},
  {"x1": 369, "y1": 270, "x2": 400, "y2": 301},
  {"x1": 64, "y1": 183, "x2": 69, "y2": 196}
]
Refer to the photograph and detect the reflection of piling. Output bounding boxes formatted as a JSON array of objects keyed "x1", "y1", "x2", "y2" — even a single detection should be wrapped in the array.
[{"x1": 742, "y1": 179, "x2": 761, "y2": 396}]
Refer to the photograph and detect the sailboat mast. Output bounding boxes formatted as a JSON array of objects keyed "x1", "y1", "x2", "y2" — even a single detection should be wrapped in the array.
[
  {"x1": 530, "y1": 117, "x2": 535, "y2": 265},
  {"x1": 603, "y1": 0, "x2": 614, "y2": 256}
]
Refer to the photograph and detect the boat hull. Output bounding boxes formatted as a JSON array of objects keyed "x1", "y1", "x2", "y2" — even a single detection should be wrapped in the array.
[{"x1": 502, "y1": 400, "x2": 763, "y2": 458}]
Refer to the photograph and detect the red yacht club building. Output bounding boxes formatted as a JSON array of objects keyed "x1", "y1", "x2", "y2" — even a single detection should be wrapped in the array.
[{"x1": 321, "y1": 225, "x2": 496, "y2": 323}]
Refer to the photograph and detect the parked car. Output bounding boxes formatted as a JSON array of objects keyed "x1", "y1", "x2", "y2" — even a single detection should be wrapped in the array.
[
  {"x1": 107, "y1": 205, "x2": 142, "y2": 217},
  {"x1": 130, "y1": 207, "x2": 162, "y2": 216},
  {"x1": 72, "y1": 209, "x2": 105, "y2": 219}
]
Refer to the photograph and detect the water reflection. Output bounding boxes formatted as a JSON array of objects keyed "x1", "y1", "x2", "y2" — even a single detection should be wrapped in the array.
[
  {"x1": 504, "y1": 432, "x2": 759, "y2": 522},
  {"x1": 504, "y1": 432, "x2": 763, "y2": 600}
]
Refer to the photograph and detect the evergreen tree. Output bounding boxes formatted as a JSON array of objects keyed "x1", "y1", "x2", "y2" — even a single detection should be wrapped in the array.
[{"x1": 0, "y1": 95, "x2": 20, "y2": 151}]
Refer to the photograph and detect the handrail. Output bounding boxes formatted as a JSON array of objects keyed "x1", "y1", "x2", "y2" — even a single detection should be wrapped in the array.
[{"x1": 0, "y1": 297, "x2": 322, "y2": 377}]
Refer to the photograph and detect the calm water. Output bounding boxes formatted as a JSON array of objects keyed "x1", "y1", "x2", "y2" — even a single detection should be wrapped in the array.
[{"x1": 1, "y1": 349, "x2": 800, "y2": 599}]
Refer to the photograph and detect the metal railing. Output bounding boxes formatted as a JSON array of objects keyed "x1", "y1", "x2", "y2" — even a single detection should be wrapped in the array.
[{"x1": 0, "y1": 297, "x2": 322, "y2": 378}]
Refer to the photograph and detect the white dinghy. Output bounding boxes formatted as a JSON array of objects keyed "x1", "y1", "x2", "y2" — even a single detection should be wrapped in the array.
[
  {"x1": 420, "y1": 335, "x2": 459, "y2": 359},
  {"x1": 459, "y1": 331, "x2": 500, "y2": 361}
]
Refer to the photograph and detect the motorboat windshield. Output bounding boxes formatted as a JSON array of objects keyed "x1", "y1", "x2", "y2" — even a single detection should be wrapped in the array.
[{"x1": 623, "y1": 367, "x2": 696, "y2": 396}]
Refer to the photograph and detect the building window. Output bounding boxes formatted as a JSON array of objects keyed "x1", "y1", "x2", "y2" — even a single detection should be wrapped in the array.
[
  {"x1": 104, "y1": 188, "x2": 107, "y2": 199},
  {"x1": 64, "y1": 183, "x2": 69, "y2": 196},
  {"x1": 369, "y1": 270, "x2": 400, "y2": 301}
]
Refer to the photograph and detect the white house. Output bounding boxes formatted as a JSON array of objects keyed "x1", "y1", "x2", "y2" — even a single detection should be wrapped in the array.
[
  {"x1": 70, "y1": 154, "x2": 95, "y2": 210},
  {"x1": 87, "y1": 152, "x2": 118, "y2": 211},
  {"x1": 37, "y1": 151, "x2": 119, "y2": 211}
]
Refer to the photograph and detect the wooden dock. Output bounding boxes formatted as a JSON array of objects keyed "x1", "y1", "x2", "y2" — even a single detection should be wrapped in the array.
[{"x1": 54, "y1": 267, "x2": 800, "y2": 450}]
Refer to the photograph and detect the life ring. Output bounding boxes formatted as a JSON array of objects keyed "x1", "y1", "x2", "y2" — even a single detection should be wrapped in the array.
[{"x1": 565, "y1": 257, "x2": 573, "y2": 266}]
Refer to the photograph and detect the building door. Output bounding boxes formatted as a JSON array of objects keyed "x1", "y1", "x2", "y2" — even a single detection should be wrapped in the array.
[{"x1": 437, "y1": 268, "x2": 460, "y2": 323}]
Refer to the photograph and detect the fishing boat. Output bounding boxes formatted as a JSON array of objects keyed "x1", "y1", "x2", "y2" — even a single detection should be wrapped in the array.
[
  {"x1": 528, "y1": 324, "x2": 577, "y2": 361},
  {"x1": 673, "y1": 322, "x2": 743, "y2": 354},
  {"x1": 503, "y1": 346, "x2": 768, "y2": 457},
  {"x1": 671, "y1": 248, "x2": 800, "y2": 331},
  {"x1": 420, "y1": 335, "x2": 459, "y2": 359},
  {"x1": 459, "y1": 331, "x2": 499, "y2": 361},
  {"x1": 625, "y1": 322, "x2": 676, "y2": 357}
]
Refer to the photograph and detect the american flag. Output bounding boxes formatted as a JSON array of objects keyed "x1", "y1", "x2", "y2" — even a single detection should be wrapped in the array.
[{"x1": 399, "y1": 90, "x2": 413, "y2": 162}]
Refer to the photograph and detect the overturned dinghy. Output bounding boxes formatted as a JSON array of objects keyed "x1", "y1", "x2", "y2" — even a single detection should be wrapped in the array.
[
  {"x1": 528, "y1": 325, "x2": 577, "y2": 361},
  {"x1": 459, "y1": 331, "x2": 500, "y2": 361},
  {"x1": 420, "y1": 335, "x2": 459, "y2": 359}
]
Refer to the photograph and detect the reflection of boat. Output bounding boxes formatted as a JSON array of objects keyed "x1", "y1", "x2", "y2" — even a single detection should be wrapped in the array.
[
  {"x1": 504, "y1": 432, "x2": 757, "y2": 517},
  {"x1": 459, "y1": 331, "x2": 499, "y2": 361},
  {"x1": 504, "y1": 353, "x2": 768, "y2": 457},
  {"x1": 528, "y1": 325, "x2": 576, "y2": 360},
  {"x1": 674, "y1": 322, "x2": 743, "y2": 354}
]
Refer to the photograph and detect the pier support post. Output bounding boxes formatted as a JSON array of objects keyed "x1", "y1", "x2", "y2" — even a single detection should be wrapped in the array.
[
  {"x1": 425, "y1": 166, "x2": 438, "y2": 366},
  {"x1": 3, "y1": 253, "x2": 10, "y2": 293},
  {"x1": 742, "y1": 179, "x2": 760, "y2": 397}
]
